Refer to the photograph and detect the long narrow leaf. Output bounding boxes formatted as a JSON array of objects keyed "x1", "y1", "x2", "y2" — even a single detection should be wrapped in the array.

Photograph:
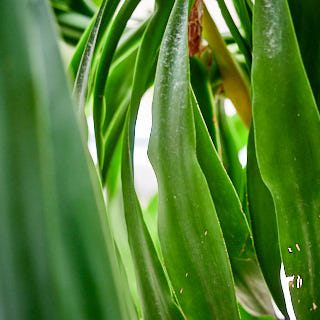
[
  {"x1": 120, "y1": 1, "x2": 185, "y2": 319},
  {"x1": 247, "y1": 126, "x2": 288, "y2": 318},
  {"x1": 288, "y1": 0, "x2": 320, "y2": 107},
  {"x1": 148, "y1": 0, "x2": 241, "y2": 318},
  {"x1": 73, "y1": 0, "x2": 108, "y2": 112},
  {"x1": 0, "y1": 0, "x2": 128, "y2": 319},
  {"x1": 253, "y1": 0, "x2": 320, "y2": 318},
  {"x1": 192, "y1": 92, "x2": 275, "y2": 317}
]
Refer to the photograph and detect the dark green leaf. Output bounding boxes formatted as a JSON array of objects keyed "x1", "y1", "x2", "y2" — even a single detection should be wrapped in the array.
[
  {"x1": 120, "y1": 1, "x2": 184, "y2": 319},
  {"x1": 253, "y1": 0, "x2": 320, "y2": 317},
  {"x1": 192, "y1": 92, "x2": 275, "y2": 317},
  {"x1": 148, "y1": 0, "x2": 241, "y2": 318},
  {"x1": 247, "y1": 126, "x2": 288, "y2": 318},
  {"x1": 288, "y1": 0, "x2": 320, "y2": 108}
]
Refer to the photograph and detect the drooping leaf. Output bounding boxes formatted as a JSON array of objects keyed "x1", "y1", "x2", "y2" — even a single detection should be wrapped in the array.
[
  {"x1": 247, "y1": 126, "x2": 288, "y2": 318},
  {"x1": 93, "y1": 0, "x2": 141, "y2": 184},
  {"x1": 148, "y1": 0, "x2": 241, "y2": 318},
  {"x1": 120, "y1": 1, "x2": 184, "y2": 319},
  {"x1": 192, "y1": 92, "x2": 275, "y2": 317},
  {"x1": 68, "y1": 0, "x2": 121, "y2": 81},
  {"x1": 0, "y1": 0, "x2": 129, "y2": 318},
  {"x1": 213, "y1": 0, "x2": 251, "y2": 70},
  {"x1": 253, "y1": 0, "x2": 320, "y2": 318},
  {"x1": 72, "y1": 0, "x2": 108, "y2": 112},
  {"x1": 232, "y1": 0, "x2": 252, "y2": 49},
  {"x1": 288, "y1": 0, "x2": 320, "y2": 107},
  {"x1": 190, "y1": 56, "x2": 218, "y2": 148}
]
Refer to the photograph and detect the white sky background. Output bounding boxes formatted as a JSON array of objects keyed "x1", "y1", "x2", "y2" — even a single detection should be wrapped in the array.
[{"x1": 86, "y1": 1, "x2": 296, "y2": 318}]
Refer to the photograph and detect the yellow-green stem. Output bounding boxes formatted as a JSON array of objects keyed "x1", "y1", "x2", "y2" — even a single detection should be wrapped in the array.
[{"x1": 202, "y1": 4, "x2": 251, "y2": 128}]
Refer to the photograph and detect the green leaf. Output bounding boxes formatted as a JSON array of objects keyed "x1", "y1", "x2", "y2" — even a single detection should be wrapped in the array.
[
  {"x1": 247, "y1": 126, "x2": 288, "y2": 318},
  {"x1": 143, "y1": 194, "x2": 161, "y2": 256},
  {"x1": 253, "y1": 0, "x2": 320, "y2": 318},
  {"x1": 192, "y1": 92, "x2": 275, "y2": 317},
  {"x1": 148, "y1": 0, "x2": 240, "y2": 318},
  {"x1": 68, "y1": 0, "x2": 121, "y2": 81},
  {"x1": 288, "y1": 0, "x2": 320, "y2": 107},
  {"x1": 55, "y1": 11, "x2": 91, "y2": 45},
  {"x1": 216, "y1": 99, "x2": 244, "y2": 194},
  {"x1": 0, "y1": 0, "x2": 129, "y2": 318},
  {"x1": 190, "y1": 56, "x2": 218, "y2": 148},
  {"x1": 72, "y1": 0, "x2": 108, "y2": 112},
  {"x1": 232, "y1": 0, "x2": 252, "y2": 49},
  {"x1": 214, "y1": 0, "x2": 252, "y2": 70},
  {"x1": 93, "y1": 0, "x2": 141, "y2": 184},
  {"x1": 120, "y1": 1, "x2": 184, "y2": 319}
]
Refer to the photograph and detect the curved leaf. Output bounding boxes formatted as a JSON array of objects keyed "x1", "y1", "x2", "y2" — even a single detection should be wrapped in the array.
[
  {"x1": 148, "y1": 0, "x2": 240, "y2": 318},
  {"x1": 202, "y1": 6, "x2": 252, "y2": 128},
  {"x1": 72, "y1": 0, "x2": 108, "y2": 112},
  {"x1": 93, "y1": 0, "x2": 141, "y2": 184},
  {"x1": 288, "y1": 0, "x2": 320, "y2": 107},
  {"x1": 214, "y1": 0, "x2": 252, "y2": 70},
  {"x1": 120, "y1": 1, "x2": 184, "y2": 319},
  {"x1": 247, "y1": 126, "x2": 288, "y2": 318},
  {"x1": 253, "y1": 0, "x2": 320, "y2": 318},
  {"x1": 0, "y1": 0, "x2": 128, "y2": 318},
  {"x1": 192, "y1": 92, "x2": 275, "y2": 317}
]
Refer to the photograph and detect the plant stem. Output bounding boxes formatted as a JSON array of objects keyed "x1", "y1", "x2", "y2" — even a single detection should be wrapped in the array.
[{"x1": 202, "y1": 4, "x2": 251, "y2": 128}]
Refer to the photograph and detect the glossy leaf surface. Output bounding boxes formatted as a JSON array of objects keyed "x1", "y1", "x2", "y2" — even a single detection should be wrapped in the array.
[
  {"x1": 121, "y1": 1, "x2": 184, "y2": 319},
  {"x1": 148, "y1": 0, "x2": 240, "y2": 318},
  {"x1": 253, "y1": 0, "x2": 320, "y2": 318},
  {"x1": 247, "y1": 126, "x2": 288, "y2": 318}
]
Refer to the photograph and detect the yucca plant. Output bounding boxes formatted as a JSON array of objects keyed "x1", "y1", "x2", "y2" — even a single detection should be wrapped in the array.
[{"x1": 1, "y1": 0, "x2": 319, "y2": 319}]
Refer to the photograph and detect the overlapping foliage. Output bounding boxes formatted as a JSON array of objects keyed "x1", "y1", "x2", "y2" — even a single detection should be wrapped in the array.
[{"x1": 1, "y1": 0, "x2": 319, "y2": 319}]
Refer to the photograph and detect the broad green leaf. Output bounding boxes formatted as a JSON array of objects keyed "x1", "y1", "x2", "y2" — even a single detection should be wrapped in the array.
[
  {"x1": 288, "y1": 0, "x2": 320, "y2": 107},
  {"x1": 247, "y1": 127, "x2": 288, "y2": 318},
  {"x1": 120, "y1": 1, "x2": 184, "y2": 319},
  {"x1": 0, "y1": 0, "x2": 128, "y2": 318},
  {"x1": 253, "y1": 0, "x2": 320, "y2": 318},
  {"x1": 192, "y1": 92, "x2": 275, "y2": 317},
  {"x1": 148, "y1": 0, "x2": 240, "y2": 318},
  {"x1": 115, "y1": 245, "x2": 139, "y2": 320}
]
